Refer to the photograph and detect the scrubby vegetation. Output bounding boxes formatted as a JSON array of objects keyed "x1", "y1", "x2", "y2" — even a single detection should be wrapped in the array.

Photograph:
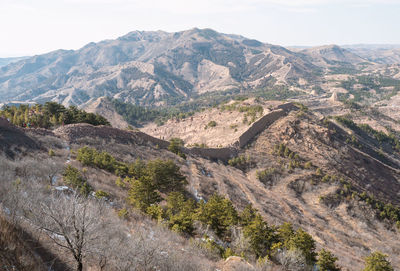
[
  {"x1": 205, "y1": 120, "x2": 217, "y2": 129},
  {"x1": 256, "y1": 167, "x2": 280, "y2": 186},
  {"x1": 77, "y1": 146, "x2": 129, "y2": 176},
  {"x1": 273, "y1": 143, "x2": 304, "y2": 170},
  {"x1": 72, "y1": 144, "x2": 349, "y2": 268},
  {"x1": 228, "y1": 155, "x2": 254, "y2": 171},
  {"x1": 317, "y1": 249, "x2": 341, "y2": 271},
  {"x1": 111, "y1": 98, "x2": 199, "y2": 126},
  {"x1": 62, "y1": 165, "x2": 92, "y2": 196},
  {"x1": 111, "y1": 88, "x2": 298, "y2": 129},
  {"x1": 1, "y1": 104, "x2": 399, "y2": 270},
  {"x1": 0, "y1": 102, "x2": 109, "y2": 128},
  {"x1": 319, "y1": 178, "x2": 400, "y2": 229},
  {"x1": 363, "y1": 252, "x2": 394, "y2": 271},
  {"x1": 339, "y1": 75, "x2": 400, "y2": 103},
  {"x1": 187, "y1": 142, "x2": 209, "y2": 148},
  {"x1": 334, "y1": 115, "x2": 400, "y2": 153},
  {"x1": 220, "y1": 102, "x2": 264, "y2": 124},
  {"x1": 168, "y1": 138, "x2": 186, "y2": 159},
  {"x1": 254, "y1": 85, "x2": 302, "y2": 101}
]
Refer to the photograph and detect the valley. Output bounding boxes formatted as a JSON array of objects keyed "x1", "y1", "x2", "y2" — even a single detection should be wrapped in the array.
[{"x1": 1, "y1": 28, "x2": 400, "y2": 271}]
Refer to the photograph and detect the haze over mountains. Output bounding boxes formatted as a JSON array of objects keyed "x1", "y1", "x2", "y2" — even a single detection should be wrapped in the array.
[
  {"x1": 1, "y1": 28, "x2": 399, "y2": 108},
  {"x1": 0, "y1": 56, "x2": 29, "y2": 68}
]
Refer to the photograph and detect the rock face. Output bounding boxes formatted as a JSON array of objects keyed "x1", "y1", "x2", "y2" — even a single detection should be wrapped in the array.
[{"x1": 0, "y1": 28, "x2": 321, "y2": 107}]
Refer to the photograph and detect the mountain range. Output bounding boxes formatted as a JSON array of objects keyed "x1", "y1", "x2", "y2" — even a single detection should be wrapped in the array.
[
  {"x1": 2, "y1": 28, "x2": 395, "y2": 108},
  {"x1": 0, "y1": 56, "x2": 29, "y2": 68}
]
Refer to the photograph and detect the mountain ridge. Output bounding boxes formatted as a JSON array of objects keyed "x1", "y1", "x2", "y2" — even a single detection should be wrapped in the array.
[{"x1": 0, "y1": 28, "x2": 334, "y2": 107}]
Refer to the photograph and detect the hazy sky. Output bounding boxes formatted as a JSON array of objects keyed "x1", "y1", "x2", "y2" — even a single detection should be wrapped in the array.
[{"x1": 1, "y1": 0, "x2": 399, "y2": 57}]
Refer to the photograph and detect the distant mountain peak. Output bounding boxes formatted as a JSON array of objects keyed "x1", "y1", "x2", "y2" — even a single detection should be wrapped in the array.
[{"x1": 0, "y1": 28, "x2": 391, "y2": 108}]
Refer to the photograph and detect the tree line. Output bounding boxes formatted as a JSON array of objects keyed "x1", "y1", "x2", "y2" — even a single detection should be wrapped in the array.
[{"x1": 0, "y1": 102, "x2": 110, "y2": 128}]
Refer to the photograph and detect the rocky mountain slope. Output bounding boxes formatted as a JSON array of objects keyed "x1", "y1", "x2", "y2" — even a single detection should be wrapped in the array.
[
  {"x1": 1, "y1": 102, "x2": 399, "y2": 270},
  {"x1": 3, "y1": 29, "x2": 400, "y2": 120},
  {"x1": 0, "y1": 56, "x2": 29, "y2": 68},
  {"x1": 299, "y1": 45, "x2": 368, "y2": 66},
  {"x1": 344, "y1": 45, "x2": 400, "y2": 64},
  {"x1": 0, "y1": 28, "x2": 332, "y2": 107}
]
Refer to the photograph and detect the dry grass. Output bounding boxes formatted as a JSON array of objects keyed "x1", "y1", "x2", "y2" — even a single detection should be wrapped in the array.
[
  {"x1": 0, "y1": 215, "x2": 45, "y2": 271},
  {"x1": 141, "y1": 99, "x2": 283, "y2": 147}
]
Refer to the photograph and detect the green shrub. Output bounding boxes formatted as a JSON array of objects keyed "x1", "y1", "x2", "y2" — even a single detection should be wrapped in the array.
[
  {"x1": 115, "y1": 177, "x2": 125, "y2": 187},
  {"x1": 118, "y1": 208, "x2": 128, "y2": 219},
  {"x1": 317, "y1": 249, "x2": 340, "y2": 271},
  {"x1": 94, "y1": 190, "x2": 109, "y2": 199},
  {"x1": 168, "y1": 138, "x2": 186, "y2": 159},
  {"x1": 363, "y1": 252, "x2": 393, "y2": 271},
  {"x1": 243, "y1": 214, "x2": 276, "y2": 258},
  {"x1": 145, "y1": 159, "x2": 187, "y2": 193},
  {"x1": 304, "y1": 161, "x2": 312, "y2": 169},
  {"x1": 195, "y1": 194, "x2": 238, "y2": 238},
  {"x1": 165, "y1": 192, "x2": 196, "y2": 234},
  {"x1": 240, "y1": 204, "x2": 258, "y2": 227},
  {"x1": 62, "y1": 165, "x2": 92, "y2": 196},
  {"x1": 256, "y1": 168, "x2": 279, "y2": 185},
  {"x1": 76, "y1": 146, "x2": 128, "y2": 176},
  {"x1": 146, "y1": 204, "x2": 164, "y2": 221},
  {"x1": 128, "y1": 176, "x2": 161, "y2": 212},
  {"x1": 321, "y1": 174, "x2": 331, "y2": 183},
  {"x1": 228, "y1": 155, "x2": 252, "y2": 170},
  {"x1": 207, "y1": 121, "x2": 217, "y2": 128},
  {"x1": 287, "y1": 229, "x2": 317, "y2": 265}
]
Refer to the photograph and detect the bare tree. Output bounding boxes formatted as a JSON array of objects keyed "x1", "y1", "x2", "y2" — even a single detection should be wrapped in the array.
[
  {"x1": 39, "y1": 158, "x2": 62, "y2": 186},
  {"x1": 26, "y1": 193, "x2": 110, "y2": 271},
  {"x1": 275, "y1": 249, "x2": 310, "y2": 271}
]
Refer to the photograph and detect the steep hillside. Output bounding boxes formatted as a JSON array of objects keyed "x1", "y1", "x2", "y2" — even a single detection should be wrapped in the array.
[
  {"x1": 209, "y1": 108, "x2": 400, "y2": 269},
  {"x1": 139, "y1": 101, "x2": 400, "y2": 270},
  {"x1": 0, "y1": 117, "x2": 41, "y2": 158},
  {"x1": 2, "y1": 102, "x2": 399, "y2": 270}
]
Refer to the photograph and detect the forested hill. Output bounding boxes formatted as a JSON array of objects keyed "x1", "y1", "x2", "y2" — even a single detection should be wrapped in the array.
[{"x1": 0, "y1": 102, "x2": 110, "y2": 128}]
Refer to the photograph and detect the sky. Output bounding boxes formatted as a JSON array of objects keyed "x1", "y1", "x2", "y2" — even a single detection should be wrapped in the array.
[{"x1": 0, "y1": 0, "x2": 399, "y2": 57}]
